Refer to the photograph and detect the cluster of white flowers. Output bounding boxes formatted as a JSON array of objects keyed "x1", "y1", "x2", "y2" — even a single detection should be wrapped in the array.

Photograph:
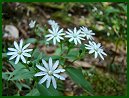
[
  {"x1": 7, "y1": 19, "x2": 107, "y2": 89},
  {"x1": 46, "y1": 20, "x2": 107, "y2": 60},
  {"x1": 7, "y1": 39, "x2": 65, "y2": 89}
]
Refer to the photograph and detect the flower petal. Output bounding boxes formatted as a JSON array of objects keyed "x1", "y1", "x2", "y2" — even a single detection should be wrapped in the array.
[
  {"x1": 7, "y1": 52, "x2": 17, "y2": 55},
  {"x1": 8, "y1": 48, "x2": 17, "y2": 51},
  {"x1": 39, "y1": 75, "x2": 48, "y2": 84},
  {"x1": 94, "y1": 52, "x2": 98, "y2": 59},
  {"x1": 14, "y1": 41, "x2": 19, "y2": 50},
  {"x1": 46, "y1": 76, "x2": 51, "y2": 88},
  {"x1": 15, "y1": 55, "x2": 20, "y2": 64},
  {"x1": 23, "y1": 49, "x2": 33, "y2": 53},
  {"x1": 53, "y1": 73, "x2": 65, "y2": 80},
  {"x1": 9, "y1": 54, "x2": 18, "y2": 60},
  {"x1": 46, "y1": 36, "x2": 53, "y2": 41},
  {"x1": 49, "y1": 57, "x2": 52, "y2": 70},
  {"x1": 53, "y1": 69, "x2": 65, "y2": 74},
  {"x1": 42, "y1": 59, "x2": 49, "y2": 70},
  {"x1": 36, "y1": 65, "x2": 47, "y2": 72},
  {"x1": 20, "y1": 39, "x2": 23, "y2": 49},
  {"x1": 22, "y1": 43, "x2": 30, "y2": 50},
  {"x1": 22, "y1": 52, "x2": 31, "y2": 57},
  {"x1": 53, "y1": 37, "x2": 56, "y2": 45},
  {"x1": 20, "y1": 55, "x2": 26, "y2": 63},
  {"x1": 99, "y1": 52, "x2": 104, "y2": 60},
  {"x1": 89, "y1": 49, "x2": 94, "y2": 54},
  {"x1": 51, "y1": 76, "x2": 57, "y2": 89},
  {"x1": 34, "y1": 72, "x2": 46, "y2": 77},
  {"x1": 52, "y1": 60, "x2": 59, "y2": 70}
]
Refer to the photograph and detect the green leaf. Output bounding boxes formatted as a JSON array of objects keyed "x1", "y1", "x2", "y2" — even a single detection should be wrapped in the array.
[
  {"x1": 9, "y1": 61, "x2": 26, "y2": 69},
  {"x1": 2, "y1": 53, "x2": 7, "y2": 59},
  {"x1": 26, "y1": 88, "x2": 40, "y2": 96},
  {"x1": 64, "y1": 49, "x2": 79, "y2": 60},
  {"x1": 37, "y1": 84, "x2": 62, "y2": 96},
  {"x1": 26, "y1": 38, "x2": 37, "y2": 44},
  {"x1": 66, "y1": 67, "x2": 93, "y2": 95}
]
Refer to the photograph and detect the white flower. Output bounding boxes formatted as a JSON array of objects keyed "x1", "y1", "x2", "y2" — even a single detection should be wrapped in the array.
[
  {"x1": 48, "y1": 20, "x2": 58, "y2": 27},
  {"x1": 80, "y1": 26, "x2": 95, "y2": 40},
  {"x1": 45, "y1": 26, "x2": 65, "y2": 45},
  {"x1": 34, "y1": 57, "x2": 65, "y2": 89},
  {"x1": 65, "y1": 27, "x2": 85, "y2": 45},
  {"x1": 85, "y1": 41, "x2": 107, "y2": 60},
  {"x1": 29, "y1": 20, "x2": 36, "y2": 28},
  {"x1": 7, "y1": 39, "x2": 33, "y2": 64}
]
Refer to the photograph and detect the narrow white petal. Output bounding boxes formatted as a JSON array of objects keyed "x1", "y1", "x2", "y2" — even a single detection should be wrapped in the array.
[
  {"x1": 46, "y1": 36, "x2": 54, "y2": 41},
  {"x1": 89, "y1": 49, "x2": 94, "y2": 54},
  {"x1": 36, "y1": 65, "x2": 47, "y2": 72},
  {"x1": 34, "y1": 72, "x2": 46, "y2": 77},
  {"x1": 42, "y1": 59, "x2": 49, "y2": 70},
  {"x1": 56, "y1": 37, "x2": 60, "y2": 42},
  {"x1": 23, "y1": 49, "x2": 33, "y2": 53},
  {"x1": 77, "y1": 38, "x2": 81, "y2": 44},
  {"x1": 58, "y1": 29, "x2": 63, "y2": 34},
  {"x1": 22, "y1": 43, "x2": 30, "y2": 50},
  {"x1": 74, "y1": 27, "x2": 77, "y2": 33},
  {"x1": 68, "y1": 29, "x2": 73, "y2": 34},
  {"x1": 53, "y1": 69, "x2": 65, "y2": 74},
  {"x1": 22, "y1": 52, "x2": 31, "y2": 57},
  {"x1": 94, "y1": 52, "x2": 98, "y2": 59},
  {"x1": 7, "y1": 52, "x2": 17, "y2": 55},
  {"x1": 20, "y1": 55, "x2": 26, "y2": 63},
  {"x1": 8, "y1": 48, "x2": 17, "y2": 51},
  {"x1": 49, "y1": 57, "x2": 53, "y2": 70},
  {"x1": 52, "y1": 60, "x2": 59, "y2": 70},
  {"x1": 20, "y1": 39, "x2": 23, "y2": 49},
  {"x1": 46, "y1": 76, "x2": 51, "y2": 88},
  {"x1": 15, "y1": 55, "x2": 20, "y2": 64},
  {"x1": 74, "y1": 39, "x2": 77, "y2": 45},
  {"x1": 99, "y1": 52, "x2": 104, "y2": 60},
  {"x1": 48, "y1": 29, "x2": 54, "y2": 34},
  {"x1": 9, "y1": 54, "x2": 18, "y2": 60},
  {"x1": 39, "y1": 75, "x2": 48, "y2": 84},
  {"x1": 53, "y1": 74, "x2": 65, "y2": 80},
  {"x1": 51, "y1": 76, "x2": 57, "y2": 89},
  {"x1": 101, "y1": 51, "x2": 107, "y2": 56},
  {"x1": 65, "y1": 35, "x2": 71, "y2": 38},
  {"x1": 58, "y1": 36, "x2": 64, "y2": 40},
  {"x1": 45, "y1": 34, "x2": 53, "y2": 38},
  {"x1": 14, "y1": 41, "x2": 19, "y2": 50},
  {"x1": 69, "y1": 38, "x2": 73, "y2": 42},
  {"x1": 53, "y1": 37, "x2": 56, "y2": 45}
]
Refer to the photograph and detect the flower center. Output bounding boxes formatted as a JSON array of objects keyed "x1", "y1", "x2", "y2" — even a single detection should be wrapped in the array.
[
  {"x1": 18, "y1": 50, "x2": 22, "y2": 55},
  {"x1": 53, "y1": 33, "x2": 58, "y2": 37},
  {"x1": 48, "y1": 71, "x2": 53, "y2": 76},
  {"x1": 94, "y1": 48, "x2": 98, "y2": 52},
  {"x1": 73, "y1": 34, "x2": 77, "y2": 38}
]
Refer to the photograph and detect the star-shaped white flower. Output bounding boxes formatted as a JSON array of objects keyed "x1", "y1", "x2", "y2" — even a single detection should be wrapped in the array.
[
  {"x1": 80, "y1": 26, "x2": 95, "y2": 40},
  {"x1": 7, "y1": 39, "x2": 33, "y2": 64},
  {"x1": 85, "y1": 41, "x2": 107, "y2": 60},
  {"x1": 29, "y1": 20, "x2": 36, "y2": 28},
  {"x1": 35, "y1": 57, "x2": 65, "y2": 89},
  {"x1": 65, "y1": 27, "x2": 85, "y2": 45},
  {"x1": 45, "y1": 25, "x2": 65, "y2": 45}
]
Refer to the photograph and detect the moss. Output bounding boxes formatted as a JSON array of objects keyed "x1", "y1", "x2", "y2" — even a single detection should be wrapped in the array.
[{"x1": 84, "y1": 68, "x2": 127, "y2": 96}]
